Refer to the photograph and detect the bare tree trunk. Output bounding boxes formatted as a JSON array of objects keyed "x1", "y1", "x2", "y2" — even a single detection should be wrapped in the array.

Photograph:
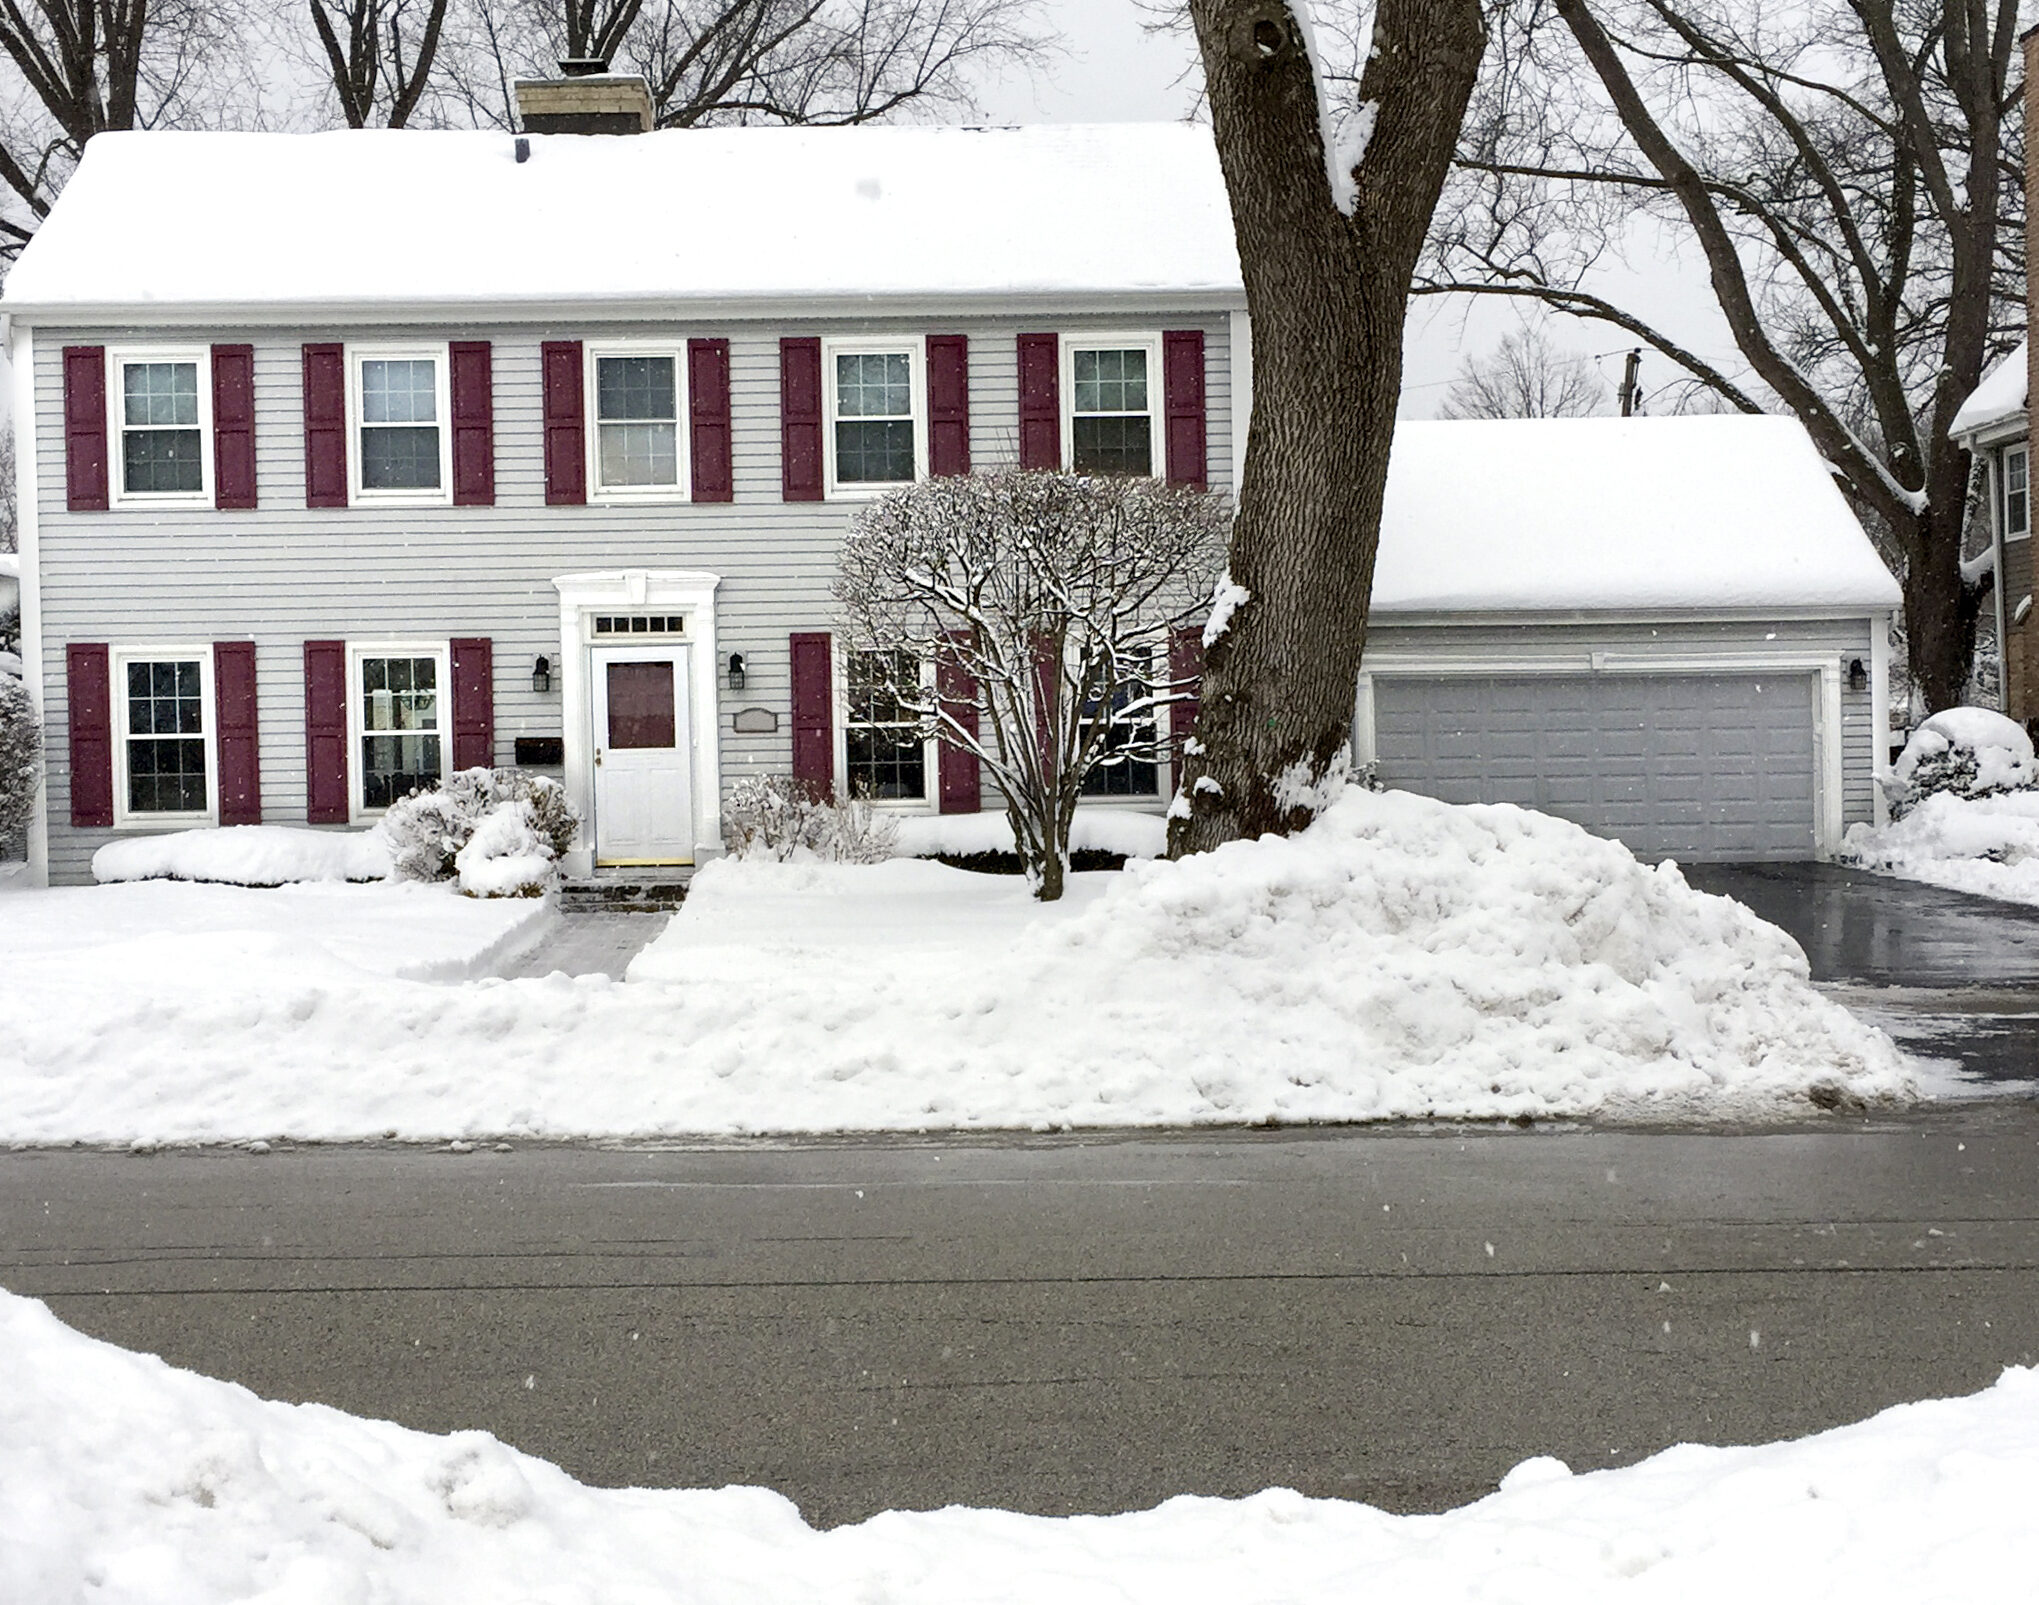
[{"x1": 1171, "y1": 0, "x2": 1485, "y2": 854}]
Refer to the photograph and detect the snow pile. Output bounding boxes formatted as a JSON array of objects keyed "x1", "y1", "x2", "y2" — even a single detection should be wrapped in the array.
[
  {"x1": 453, "y1": 801, "x2": 555, "y2": 898},
  {"x1": 892, "y1": 808, "x2": 1166, "y2": 861},
  {"x1": 1842, "y1": 790, "x2": 2039, "y2": 908},
  {"x1": 93, "y1": 824, "x2": 392, "y2": 886},
  {"x1": 7, "y1": 1288, "x2": 2039, "y2": 1603},
  {"x1": 1884, "y1": 707, "x2": 2039, "y2": 813}
]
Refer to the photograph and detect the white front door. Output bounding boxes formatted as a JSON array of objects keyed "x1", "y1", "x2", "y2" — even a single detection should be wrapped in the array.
[{"x1": 592, "y1": 645, "x2": 695, "y2": 865}]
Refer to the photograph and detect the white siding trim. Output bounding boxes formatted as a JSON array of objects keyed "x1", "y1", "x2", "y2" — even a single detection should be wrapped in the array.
[
  {"x1": 13, "y1": 323, "x2": 47, "y2": 886},
  {"x1": 1871, "y1": 608, "x2": 1893, "y2": 828},
  {"x1": 1227, "y1": 309, "x2": 1251, "y2": 498}
]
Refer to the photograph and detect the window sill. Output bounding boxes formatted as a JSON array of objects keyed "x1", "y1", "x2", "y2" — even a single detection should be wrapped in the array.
[
  {"x1": 107, "y1": 493, "x2": 212, "y2": 511},
  {"x1": 589, "y1": 487, "x2": 692, "y2": 506},
  {"x1": 108, "y1": 812, "x2": 216, "y2": 832},
  {"x1": 826, "y1": 480, "x2": 919, "y2": 502},
  {"x1": 350, "y1": 489, "x2": 454, "y2": 509}
]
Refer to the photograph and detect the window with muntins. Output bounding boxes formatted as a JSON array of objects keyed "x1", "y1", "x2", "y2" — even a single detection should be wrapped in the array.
[
  {"x1": 117, "y1": 357, "x2": 205, "y2": 497},
  {"x1": 595, "y1": 353, "x2": 680, "y2": 491},
  {"x1": 124, "y1": 658, "x2": 208, "y2": 814},
  {"x1": 360, "y1": 654, "x2": 442, "y2": 808},
  {"x1": 846, "y1": 650, "x2": 926, "y2": 800},
  {"x1": 1079, "y1": 685, "x2": 1159, "y2": 797},
  {"x1": 359, "y1": 357, "x2": 442, "y2": 492},
  {"x1": 2007, "y1": 447, "x2": 2029, "y2": 538},
  {"x1": 833, "y1": 349, "x2": 916, "y2": 486},
  {"x1": 1070, "y1": 346, "x2": 1154, "y2": 476}
]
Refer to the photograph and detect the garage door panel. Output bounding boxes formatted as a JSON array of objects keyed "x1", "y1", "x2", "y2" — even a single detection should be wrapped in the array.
[{"x1": 1372, "y1": 673, "x2": 1818, "y2": 862}]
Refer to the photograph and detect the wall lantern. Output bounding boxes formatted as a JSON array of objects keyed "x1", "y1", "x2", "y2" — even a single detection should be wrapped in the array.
[
  {"x1": 532, "y1": 654, "x2": 553, "y2": 694},
  {"x1": 728, "y1": 652, "x2": 747, "y2": 691},
  {"x1": 1847, "y1": 657, "x2": 1868, "y2": 692}
]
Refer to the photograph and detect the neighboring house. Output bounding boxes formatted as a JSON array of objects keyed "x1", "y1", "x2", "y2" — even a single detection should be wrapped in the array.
[
  {"x1": 3, "y1": 72, "x2": 1900, "y2": 885},
  {"x1": 1950, "y1": 339, "x2": 2032, "y2": 731}
]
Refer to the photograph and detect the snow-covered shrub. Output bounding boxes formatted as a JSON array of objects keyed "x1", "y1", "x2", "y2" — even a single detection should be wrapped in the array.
[
  {"x1": 0, "y1": 666, "x2": 40, "y2": 843},
  {"x1": 722, "y1": 775, "x2": 898, "y2": 863},
  {"x1": 454, "y1": 798, "x2": 555, "y2": 897},
  {"x1": 1884, "y1": 707, "x2": 2039, "y2": 818},
  {"x1": 379, "y1": 769, "x2": 579, "y2": 884}
]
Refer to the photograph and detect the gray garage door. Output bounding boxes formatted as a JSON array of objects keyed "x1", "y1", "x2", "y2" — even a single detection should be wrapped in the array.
[{"x1": 1371, "y1": 673, "x2": 1818, "y2": 862}]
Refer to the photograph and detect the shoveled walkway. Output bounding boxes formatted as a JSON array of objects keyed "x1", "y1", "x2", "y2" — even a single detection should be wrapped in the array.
[{"x1": 495, "y1": 910, "x2": 672, "y2": 981}]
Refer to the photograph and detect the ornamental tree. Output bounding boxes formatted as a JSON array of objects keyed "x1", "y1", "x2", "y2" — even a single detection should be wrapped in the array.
[{"x1": 834, "y1": 469, "x2": 1230, "y2": 901}]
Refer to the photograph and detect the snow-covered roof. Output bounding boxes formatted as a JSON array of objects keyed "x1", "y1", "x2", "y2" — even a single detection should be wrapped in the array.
[
  {"x1": 1951, "y1": 341, "x2": 2027, "y2": 439},
  {"x1": 1374, "y1": 416, "x2": 1902, "y2": 614},
  {"x1": 2, "y1": 124, "x2": 1242, "y2": 316}
]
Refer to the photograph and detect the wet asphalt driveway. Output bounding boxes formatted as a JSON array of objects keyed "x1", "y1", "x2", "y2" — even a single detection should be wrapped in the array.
[{"x1": 1683, "y1": 862, "x2": 2039, "y2": 1091}]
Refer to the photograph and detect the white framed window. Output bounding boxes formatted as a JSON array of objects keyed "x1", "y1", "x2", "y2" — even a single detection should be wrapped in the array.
[
  {"x1": 1079, "y1": 682, "x2": 1162, "y2": 799},
  {"x1": 349, "y1": 346, "x2": 452, "y2": 505},
  {"x1": 1062, "y1": 334, "x2": 1162, "y2": 479},
  {"x1": 840, "y1": 647, "x2": 932, "y2": 803},
  {"x1": 113, "y1": 648, "x2": 215, "y2": 824},
  {"x1": 348, "y1": 643, "x2": 451, "y2": 816},
  {"x1": 824, "y1": 336, "x2": 926, "y2": 498},
  {"x1": 587, "y1": 344, "x2": 689, "y2": 501},
  {"x1": 2006, "y1": 446, "x2": 2029, "y2": 540},
  {"x1": 109, "y1": 348, "x2": 212, "y2": 506}
]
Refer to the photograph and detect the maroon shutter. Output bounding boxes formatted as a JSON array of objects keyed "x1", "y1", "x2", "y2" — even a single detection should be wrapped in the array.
[
  {"x1": 213, "y1": 641, "x2": 262, "y2": 825},
  {"x1": 789, "y1": 631, "x2": 834, "y2": 793},
  {"x1": 301, "y1": 343, "x2": 348, "y2": 508},
  {"x1": 211, "y1": 344, "x2": 257, "y2": 510},
  {"x1": 450, "y1": 637, "x2": 494, "y2": 772},
  {"x1": 66, "y1": 643, "x2": 114, "y2": 827},
  {"x1": 542, "y1": 340, "x2": 586, "y2": 506},
  {"x1": 449, "y1": 340, "x2": 495, "y2": 507},
  {"x1": 780, "y1": 337, "x2": 824, "y2": 502},
  {"x1": 927, "y1": 335, "x2": 971, "y2": 477},
  {"x1": 937, "y1": 631, "x2": 980, "y2": 814},
  {"x1": 1163, "y1": 330, "x2": 1208, "y2": 489},
  {"x1": 1170, "y1": 625, "x2": 1205, "y2": 759},
  {"x1": 689, "y1": 337, "x2": 733, "y2": 502},
  {"x1": 1017, "y1": 333, "x2": 1060, "y2": 471},
  {"x1": 63, "y1": 346, "x2": 109, "y2": 511},
  {"x1": 303, "y1": 639, "x2": 349, "y2": 824}
]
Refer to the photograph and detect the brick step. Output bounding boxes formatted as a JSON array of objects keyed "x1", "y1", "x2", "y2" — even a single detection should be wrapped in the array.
[{"x1": 557, "y1": 871, "x2": 694, "y2": 913}]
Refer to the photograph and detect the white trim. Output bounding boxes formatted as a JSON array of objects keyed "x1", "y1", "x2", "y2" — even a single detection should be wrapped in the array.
[
  {"x1": 1870, "y1": 609, "x2": 1892, "y2": 828},
  {"x1": 13, "y1": 324, "x2": 47, "y2": 886},
  {"x1": 1227, "y1": 309, "x2": 1251, "y2": 497},
  {"x1": 584, "y1": 340, "x2": 691, "y2": 504},
  {"x1": 345, "y1": 640, "x2": 452, "y2": 822},
  {"x1": 109, "y1": 645, "x2": 217, "y2": 829},
  {"x1": 552, "y1": 569, "x2": 723, "y2": 876},
  {"x1": 834, "y1": 639, "x2": 937, "y2": 810},
  {"x1": 106, "y1": 345, "x2": 213, "y2": 508},
  {"x1": 1059, "y1": 330, "x2": 1163, "y2": 481},
  {"x1": 346, "y1": 343, "x2": 454, "y2": 507},
  {"x1": 822, "y1": 335, "x2": 927, "y2": 500}
]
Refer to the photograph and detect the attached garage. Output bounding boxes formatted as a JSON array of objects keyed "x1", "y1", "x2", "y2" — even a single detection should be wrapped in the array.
[{"x1": 1356, "y1": 417, "x2": 1902, "y2": 863}]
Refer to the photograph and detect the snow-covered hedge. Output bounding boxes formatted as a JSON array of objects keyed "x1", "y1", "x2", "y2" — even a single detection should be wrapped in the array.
[
  {"x1": 0, "y1": 666, "x2": 39, "y2": 844},
  {"x1": 1884, "y1": 707, "x2": 2039, "y2": 817},
  {"x1": 722, "y1": 774, "x2": 898, "y2": 863},
  {"x1": 94, "y1": 824, "x2": 393, "y2": 886},
  {"x1": 381, "y1": 769, "x2": 578, "y2": 894}
]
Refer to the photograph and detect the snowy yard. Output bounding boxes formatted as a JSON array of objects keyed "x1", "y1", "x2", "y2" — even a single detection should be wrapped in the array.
[
  {"x1": 5, "y1": 1286, "x2": 2036, "y2": 1602},
  {"x1": 0, "y1": 789, "x2": 1911, "y2": 1145}
]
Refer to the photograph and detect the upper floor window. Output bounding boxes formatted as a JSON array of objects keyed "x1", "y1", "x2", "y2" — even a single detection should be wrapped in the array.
[
  {"x1": 1066, "y1": 338, "x2": 1160, "y2": 477},
  {"x1": 844, "y1": 649, "x2": 926, "y2": 801},
  {"x1": 111, "y1": 350, "x2": 210, "y2": 505},
  {"x1": 117, "y1": 652, "x2": 211, "y2": 820},
  {"x1": 351, "y1": 348, "x2": 450, "y2": 504},
  {"x1": 591, "y1": 347, "x2": 685, "y2": 499},
  {"x1": 2006, "y1": 446, "x2": 2029, "y2": 539},
  {"x1": 825, "y1": 338, "x2": 925, "y2": 496}
]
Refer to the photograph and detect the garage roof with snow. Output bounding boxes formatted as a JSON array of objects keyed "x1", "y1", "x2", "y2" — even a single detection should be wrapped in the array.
[
  {"x1": 1, "y1": 124, "x2": 1242, "y2": 314},
  {"x1": 1373, "y1": 416, "x2": 1901, "y2": 615}
]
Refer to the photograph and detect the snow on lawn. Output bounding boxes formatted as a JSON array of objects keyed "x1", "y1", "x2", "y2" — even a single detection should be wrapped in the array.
[
  {"x1": 0, "y1": 789, "x2": 1908, "y2": 1145},
  {"x1": 1842, "y1": 790, "x2": 2039, "y2": 908},
  {"x1": 7, "y1": 1289, "x2": 2038, "y2": 1604}
]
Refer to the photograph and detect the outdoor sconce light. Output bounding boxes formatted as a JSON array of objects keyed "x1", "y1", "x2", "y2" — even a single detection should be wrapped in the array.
[
  {"x1": 1847, "y1": 657, "x2": 1868, "y2": 692},
  {"x1": 532, "y1": 655, "x2": 552, "y2": 694},
  {"x1": 728, "y1": 652, "x2": 747, "y2": 691}
]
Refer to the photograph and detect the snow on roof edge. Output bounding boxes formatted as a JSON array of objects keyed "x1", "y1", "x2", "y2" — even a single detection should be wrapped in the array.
[{"x1": 1951, "y1": 340, "x2": 2028, "y2": 438}]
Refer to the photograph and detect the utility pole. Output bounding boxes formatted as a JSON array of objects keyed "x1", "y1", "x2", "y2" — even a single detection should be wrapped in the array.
[{"x1": 1617, "y1": 349, "x2": 1641, "y2": 416}]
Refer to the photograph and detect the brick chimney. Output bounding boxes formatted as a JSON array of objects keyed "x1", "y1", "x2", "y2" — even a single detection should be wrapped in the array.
[{"x1": 515, "y1": 59, "x2": 654, "y2": 135}]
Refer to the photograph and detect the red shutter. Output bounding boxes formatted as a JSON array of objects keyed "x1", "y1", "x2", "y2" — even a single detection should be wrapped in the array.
[
  {"x1": 542, "y1": 340, "x2": 586, "y2": 506},
  {"x1": 689, "y1": 337, "x2": 733, "y2": 502},
  {"x1": 214, "y1": 641, "x2": 262, "y2": 825},
  {"x1": 303, "y1": 639, "x2": 349, "y2": 824},
  {"x1": 66, "y1": 643, "x2": 113, "y2": 827},
  {"x1": 211, "y1": 344, "x2": 257, "y2": 510},
  {"x1": 1163, "y1": 330, "x2": 1208, "y2": 489},
  {"x1": 780, "y1": 337, "x2": 824, "y2": 502},
  {"x1": 449, "y1": 340, "x2": 495, "y2": 507},
  {"x1": 1170, "y1": 625, "x2": 1205, "y2": 758},
  {"x1": 937, "y1": 630, "x2": 980, "y2": 814},
  {"x1": 927, "y1": 335, "x2": 971, "y2": 477},
  {"x1": 63, "y1": 347, "x2": 109, "y2": 512},
  {"x1": 789, "y1": 631, "x2": 834, "y2": 792},
  {"x1": 301, "y1": 343, "x2": 348, "y2": 508},
  {"x1": 1017, "y1": 333, "x2": 1060, "y2": 472},
  {"x1": 450, "y1": 637, "x2": 494, "y2": 772}
]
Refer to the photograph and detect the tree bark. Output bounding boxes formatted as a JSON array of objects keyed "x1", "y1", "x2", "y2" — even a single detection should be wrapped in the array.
[{"x1": 1170, "y1": 0, "x2": 1486, "y2": 854}]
